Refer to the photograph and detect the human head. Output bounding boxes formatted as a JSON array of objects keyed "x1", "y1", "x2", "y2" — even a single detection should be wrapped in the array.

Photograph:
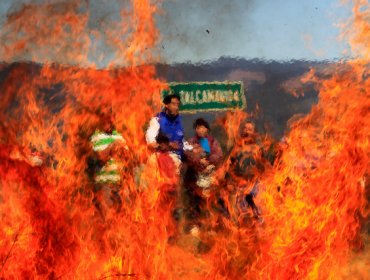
[
  {"x1": 241, "y1": 121, "x2": 257, "y2": 143},
  {"x1": 96, "y1": 109, "x2": 114, "y2": 133},
  {"x1": 156, "y1": 132, "x2": 170, "y2": 151},
  {"x1": 193, "y1": 118, "x2": 210, "y2": 138},
  {"x1": 163, "y1": 94, "x2": 181, "y2": 117}
]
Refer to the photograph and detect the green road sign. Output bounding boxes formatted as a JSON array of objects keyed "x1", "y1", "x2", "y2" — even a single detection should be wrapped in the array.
[{"x1": 161, "y1": 81, "x2": 246, "y2": 113}]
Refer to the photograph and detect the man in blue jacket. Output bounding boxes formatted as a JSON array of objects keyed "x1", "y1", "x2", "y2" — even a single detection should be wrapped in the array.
[
  {"x1": 146, "y1": 94, "x2": 185, "y2": 159},
  {"x1": 145, "y1": 94, "x2": 188, "y2": 243}
]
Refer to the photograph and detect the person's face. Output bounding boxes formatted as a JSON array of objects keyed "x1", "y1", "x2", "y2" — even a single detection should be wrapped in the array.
[
  {"x1": 196, "y1": 125, "x2": 208, "y2": 138},
  {"x1": 165, "y1": 98, "x2": 180, "y2": 116},
  {"x1": 101, "y1": 116, "x2": 114, "y2": 133},
  {"x1": 242, "y1": 122, "x2": 256, "y2": 142},
  {"x1": 158, "y1": 142, "x2": 169, "y2": 151}
]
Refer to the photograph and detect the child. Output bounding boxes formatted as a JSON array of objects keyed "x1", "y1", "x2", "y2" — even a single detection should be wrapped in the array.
[
  {"x1": 186, "y1": 118, "x2": 223, "y2": 194},
  {"x1": 142, "y1": 133, "x2": 181, "y2": 241},
  {"x1": 184, "y1": 118, "x2": 223, "y2": 233},
  {"x1": 89, "y1": 112, "x2": 128, "y2": 217}
]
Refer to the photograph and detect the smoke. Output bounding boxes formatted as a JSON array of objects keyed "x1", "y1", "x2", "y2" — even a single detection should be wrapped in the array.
[
  {"x1": 0, "y1": 0, "x2": 138, "y2": 67},
  {"x1": 156, "y1": 0, "x2": 256, "y2": 63}
]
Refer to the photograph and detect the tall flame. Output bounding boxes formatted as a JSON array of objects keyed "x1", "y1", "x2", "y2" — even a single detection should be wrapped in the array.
[
  {"x1": 206, "y1": 1, "x2": 369, "y2": 279},
  {"x1": 0, "y1": 0, "x2": 369, "y2": 279}
]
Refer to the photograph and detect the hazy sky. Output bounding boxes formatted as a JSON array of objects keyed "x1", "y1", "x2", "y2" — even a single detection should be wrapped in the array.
[
  {"x1": 157, "y1": 0, "x2": 352, "y2": 62},
  {"x1": 0, "y1": 0, "x2": 352, "y2": 65}
]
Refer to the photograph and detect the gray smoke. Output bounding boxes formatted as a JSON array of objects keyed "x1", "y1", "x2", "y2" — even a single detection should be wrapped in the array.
[{"x1": 157, "y1": 0, "x2": 256, "y2": 63}]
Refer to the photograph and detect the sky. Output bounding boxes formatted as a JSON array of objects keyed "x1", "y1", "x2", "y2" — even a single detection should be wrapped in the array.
[
  {"x1": 0, "y1": 0, "x2": 353, "y2": 65},
  {"x1": 157, "y1": 0, "x2": 352, "y2": 62}
]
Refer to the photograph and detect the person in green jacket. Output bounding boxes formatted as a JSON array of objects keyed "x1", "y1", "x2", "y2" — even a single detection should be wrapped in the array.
[{"x1": 88, "y1": 111, "x2": 128, "y2": 218}]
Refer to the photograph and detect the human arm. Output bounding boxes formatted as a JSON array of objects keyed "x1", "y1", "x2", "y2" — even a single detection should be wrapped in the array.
[
  {"x1": 145, "y1": 117, "x2": 160, "y2": 149},
  {"x1": 184, "y1": 140, "x2": 204, "y2": 169}
]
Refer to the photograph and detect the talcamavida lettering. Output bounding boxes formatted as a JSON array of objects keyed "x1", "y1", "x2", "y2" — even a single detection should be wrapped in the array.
[{"x1": 177, "y1": 90, "x2": 240, "y2": 105}]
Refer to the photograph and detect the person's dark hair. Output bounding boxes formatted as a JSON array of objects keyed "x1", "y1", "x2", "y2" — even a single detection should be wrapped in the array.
[
  {"x1": 163, "y1": 94, "x2": 180, "y2": 105},
  {"x1": 193, "y1": 118, "x2": 210, "y2": 130},
  {"x1": 156, "y1": 132, "x2": 170, "y2": 144},
  {"x1": 243, "y1": 119, "x2": 255, "y2": 126}
]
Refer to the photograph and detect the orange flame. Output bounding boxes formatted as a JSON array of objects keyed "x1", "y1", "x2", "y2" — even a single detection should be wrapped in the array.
[
  {"x1": 0, "y1": 0, "x2": 369, "y2": 279},
  {"x1": 205, "y1": 1, "x2": 369, "y2": 279}
]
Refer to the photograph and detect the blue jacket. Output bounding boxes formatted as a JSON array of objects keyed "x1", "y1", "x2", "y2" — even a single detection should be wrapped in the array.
[{"x1": 157, "y1": 111, "x2": 184, "y2": 156}]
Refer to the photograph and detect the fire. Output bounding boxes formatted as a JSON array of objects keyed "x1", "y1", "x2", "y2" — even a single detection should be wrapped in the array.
[
  {"x1": 205, "y1": 1, "x2": 369, "y2": 279},
  {"x1": 0, "y1": 0, "x2": 173, "y2": 278},
  {"x1": 0, "y1": 0, "x2": 369, "y2": 279}
]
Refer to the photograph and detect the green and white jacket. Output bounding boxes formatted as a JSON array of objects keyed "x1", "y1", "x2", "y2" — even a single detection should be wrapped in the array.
[{"x1": 90, "y1": 130, "x2": 126, "y2": 184}]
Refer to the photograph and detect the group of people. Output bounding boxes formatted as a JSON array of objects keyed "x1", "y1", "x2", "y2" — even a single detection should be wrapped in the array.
[
  {"x1": 145, "y1": 94, "x2": 224, "y2": 237},
  {"x1": 144, "y1": 94, "x2": 276, "y2": 237},
  {"x1": 89, "y1": 93, "x2": 277, "y2": 245}
]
